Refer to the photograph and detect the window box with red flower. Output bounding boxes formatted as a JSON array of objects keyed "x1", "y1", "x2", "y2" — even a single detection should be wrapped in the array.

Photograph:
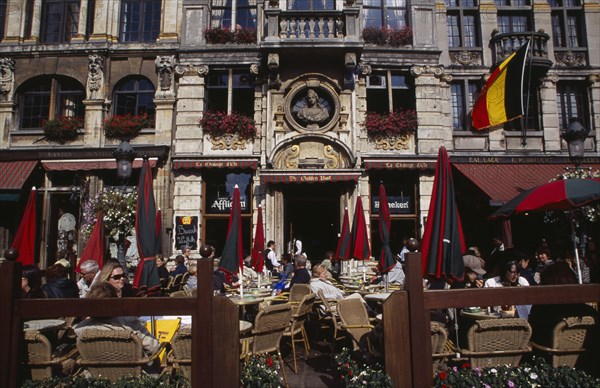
[
  {"x1": 42, "y1": 116, "x2": 84, "y2": 144},
  {"x1": 204, "y1": 27, "x2": 257, "y2": 44},
  {"x1": 103, "y1": 114, "x2": 154, "y2": 140},
  {"x1": 200, "y1": 110, "x2": 257, "y2": 149},
  {"x1": 364, "y1": 109, "x2": 418, "y2": 150},
  {"x1": 363, "y1": 26, "x2": 413, "y2": 47}
]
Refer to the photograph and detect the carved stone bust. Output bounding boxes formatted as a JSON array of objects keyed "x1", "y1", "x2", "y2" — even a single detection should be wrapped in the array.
[
  {"x1": 285, "y1": 80, "x2": 340, "y2": 133},
  {"x1": 296, "y1": 88, "x2": 330, "y2": 125}
]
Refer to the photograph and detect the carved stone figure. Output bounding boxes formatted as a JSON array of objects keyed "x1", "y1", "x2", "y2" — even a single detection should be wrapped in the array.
[
  {"x1": 155, "y1": 55, "x2": 175, "y2": 93},
  {"x1": 86, "y1": 54, "x2": 104, "y2": 100},
  {"x1": 0, "y1": 57, "x2": 15, "y2": 102},
  {"x1": 296, "y1": 89, "x2": 329, "y2": 124}
]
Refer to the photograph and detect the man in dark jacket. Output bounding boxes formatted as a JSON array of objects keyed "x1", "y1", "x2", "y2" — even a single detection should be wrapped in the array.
[
  {"x1": 289, "y1": 254, "x2": 310, "y2": 288},
  {"x1": 42, "y1": 264, "x2": 79, "y2": 298}
]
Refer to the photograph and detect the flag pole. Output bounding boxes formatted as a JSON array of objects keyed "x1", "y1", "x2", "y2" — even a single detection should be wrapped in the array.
[{"x1": 521, "y1": 35, "x2": 534, "y2": 147}]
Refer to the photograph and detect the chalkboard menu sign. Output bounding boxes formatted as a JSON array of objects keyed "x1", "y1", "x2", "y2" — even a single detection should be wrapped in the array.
[{"x1": 175, "y1": 216, "x2": 198, "y2": 250}]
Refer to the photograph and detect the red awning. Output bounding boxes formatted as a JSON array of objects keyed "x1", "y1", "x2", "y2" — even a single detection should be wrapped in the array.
[
  {"x1": 42, "y1": 158, "x2": 157, "y2": 171},
  {"x1": 173, "y1": 159, "x2": 258, "y2": 170},
  {"x1": 452, "y1": 163, "x2": 598, "y2": 204},
  {"x1": 0, "y1": 161, "x2": 37, "y2": 190},
  {"x1": 260, "y1": 170, "x2": 361, "y2": 184}
]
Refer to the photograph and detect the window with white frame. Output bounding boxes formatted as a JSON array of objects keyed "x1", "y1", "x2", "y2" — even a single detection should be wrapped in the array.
[
  {"x1": 120, "y1": 0, "x2": 161, "y2": 42},
  {"x1": 362, "y1": 0, "x2": 407, "y2": 29},
  {"x1": 211, "y1": 0, "x2": 257, "y2": 29},
  {"x1": 366, "y1": 71, "x2": 414, "y2": 114},
  {"x1": 19, "y1": 76, "x2": 84, "y2": 130},
  {"x1": 445, "y1": 0, "x2": 479, "y2": 48},
  {"x1": 206, "y1": 69, "x2": 255, "y2": 117}
]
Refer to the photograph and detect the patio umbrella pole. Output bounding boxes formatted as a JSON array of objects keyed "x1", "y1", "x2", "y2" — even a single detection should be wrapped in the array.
[
  {"x1": 569, "y1": 210, "x2": 583, "y2": 284},
  {"x1": 239, "y1": 266, "x2": 244, "y2": 297},
  {"x1": 385, "y1": 273, "x2": 389, "y2": 293},
  {"x1": 453, "y1": 308, "x2": 460, "y2": 357}
]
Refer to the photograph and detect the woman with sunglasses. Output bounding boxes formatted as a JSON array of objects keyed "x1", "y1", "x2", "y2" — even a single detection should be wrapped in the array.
[{"x1": 94, "y1": 260, "x2": 133, "y2": 297}]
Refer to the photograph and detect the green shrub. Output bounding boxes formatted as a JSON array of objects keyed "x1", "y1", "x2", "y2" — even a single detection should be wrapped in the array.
[
  {"x1": 21, "y1": 373, "x2": 190, "y2": 387},
  {"x1": 335, "y1": 348, "x2": 392, "y2": 387}
]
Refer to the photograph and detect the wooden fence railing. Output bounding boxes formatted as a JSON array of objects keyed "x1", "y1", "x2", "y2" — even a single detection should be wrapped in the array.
[{"x1": 2, "y1": 251, "x2": 599, "y2": 387}]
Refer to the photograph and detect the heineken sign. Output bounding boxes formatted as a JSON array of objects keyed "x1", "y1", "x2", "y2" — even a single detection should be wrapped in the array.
[{"x1": 372, "y1": 196, "x2": 412, "y2": 214}]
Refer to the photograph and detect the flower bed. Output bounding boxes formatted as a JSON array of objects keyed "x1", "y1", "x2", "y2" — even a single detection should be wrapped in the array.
[
  {"x1": 200, "y1": 110, "x2": 257, "y2": 140},
  {"x1": 433, "y1": 357, "x2": 600, "y2": 387},
  {"x1": 21, "y1": 373, "x2": 189, "y2": 387},
  {"x1": 103, "y1": 113, "x2": 153, "y2": 140},
  {"x1": 364, "y1": 109, "x2": 418, "y2": 137},
  {"x1": 335, "y1": 348, "x2": 393, "y2": 387},
  {"x1": 43, "y1": 116, "x2": 83, "y2": 144},
  {"x1": 241, "y1": 353, "x2": 283, "y2": 387}
]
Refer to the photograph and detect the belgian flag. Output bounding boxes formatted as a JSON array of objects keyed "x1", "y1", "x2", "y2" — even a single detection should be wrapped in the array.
[{"x1": 472, "y1": 39, "x2": 531, "y2": 130}]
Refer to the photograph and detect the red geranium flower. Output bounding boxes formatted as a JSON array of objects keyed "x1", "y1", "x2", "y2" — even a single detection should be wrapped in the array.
[
  {"x1": 439, "y1": 372, "x2": 447, "y2": 380},
  {"x1": 462, "y1": 362, "x2": 471, "y2": 369},
  {"x1": 266, "y1": 356, "x2": 273, "y2": 367}
]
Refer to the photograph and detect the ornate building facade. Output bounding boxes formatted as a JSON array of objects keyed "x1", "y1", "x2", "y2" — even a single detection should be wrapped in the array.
[{"x1": 0, "y1": 0, "x2": 598, "y2": 266}]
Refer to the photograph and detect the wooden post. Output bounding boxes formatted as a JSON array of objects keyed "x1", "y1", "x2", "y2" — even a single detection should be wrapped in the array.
[
  {"x1": 404, "y1": 252, "x2": 431, "y2": 388},
  {"x1": 383, "y1": 291, "x2": 411, "y2": 387},
  {"x1": 194, "y1": 256, "x2": 214, "y2": 387},
  {"x1": 0, "y1": 250, "x2": 22, "y2": 388}
]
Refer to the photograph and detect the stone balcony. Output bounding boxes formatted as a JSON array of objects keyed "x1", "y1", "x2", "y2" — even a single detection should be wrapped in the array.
[{"x1": 491, "y1": 31, "x2": 552, "y2": 73}]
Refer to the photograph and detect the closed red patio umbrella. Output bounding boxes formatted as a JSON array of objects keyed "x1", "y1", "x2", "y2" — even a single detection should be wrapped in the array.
[
  {"x1": 220, "y1": 185, "x2": 244, "y2": 278},
  {"x1": 378, "y1": 183, "x2": 396, "y2": 274},
  {"x1": 335, "y1": 206, "x2": 351, "y2": 261},
  {"x1": 77, "y1": 211, "x2": 105, "y2": 272},
  {"x1": 12, "y1": 187, "x2": 37, "y2": 266},
  {"x1": 251, "y1": 205, "x2": 265, "y2": 273},
  {"x1": 350, "y1": 196, "x2": 371, "y2": 261}
]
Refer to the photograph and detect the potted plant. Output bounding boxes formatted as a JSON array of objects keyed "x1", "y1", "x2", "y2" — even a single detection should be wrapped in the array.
[
  {"x1": 42, "y1": 116, "x2": 83, "y2": 144},
  {"x1": 388, "y1": 26, "x2": 413, "y2": 47},
  {"x1": 204, "y1": 26, "x2": 235, "y2": 44},
  {"x1": 240, "y1": 354, "x2": 283, "y2": 387},
  {"x1": 200, "y1": 110, "x2": 257, "y2": 140},
  {"x1": 364, "y1": 109, "x2": 418, "y2": 137},
  {"x1": 103, "y1": 113, "x2": 153, "y2": 140},
  {"x1": 335, "y1": 348, "x2": 393, "y2": 387}
]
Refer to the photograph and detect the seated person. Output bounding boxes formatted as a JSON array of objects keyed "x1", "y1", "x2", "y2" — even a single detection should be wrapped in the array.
[
  {"x1": 155, "y1": 254, "x2": 169, "y2": 287},
  {"x1": 169, "y1": 254, "x2": 187, "y2": 276},
  {"x1": 451, "y1": 255, "x2": 485, "y2": 289},
  {"x1": 42, "y1": 263, "x2": 79, "y2": 298},
  {"x1": 241, "y1": 255, "x2": 258, "y2": 281},
  {"x1": 528, "y1": 261, "x2": 599, "y2": 349},
  {"x1": 75, "y1": 282, "x2": 160, "y2": 357},
  {"x1": 288, "y1": 254, "x2": 311, "y2": 288},
  {"x1": 77, "y1": 260, "x2": 100, "y2": 298},
  {"x1": 280, "y1": 253, "x2": 294, "y2": 280},
  {"x1": 21, "y1": 264, "x2": 44, "y2": 299},
  {"x1": 310, "y1": 264, "x2": 369, "y2": 306},
  {"x1": 184, "y1": 264, "x2": 198, "y2": 291},
  {"x1": 93, "y1": 260, "x2": 134, "y2": 297},
  {"x1": 484, "y1": 260, "x2": 531, "y2": 319}
]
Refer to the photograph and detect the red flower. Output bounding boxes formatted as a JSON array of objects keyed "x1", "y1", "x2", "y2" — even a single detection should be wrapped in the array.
[
  {"x1": 266, "y1": 356, "x2": 273, "y2": 367},
  {"x1": 439, "y1": 372, "x2": 447, "y2": 380},
  {"x1": 462, "y1": 362, "x2": 471, "y2": 369},
  {"x1": 348, "y1": 370, "x2": 352, "y2": 376}
]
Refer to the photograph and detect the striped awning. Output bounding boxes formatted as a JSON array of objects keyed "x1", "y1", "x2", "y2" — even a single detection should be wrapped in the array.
[
  {"x1": 452, "y1": 163, "x2": 598, "y2": 204},
  {"x1": 260, "y1": 170, "x2": 361, "y2": 184},
  {"x1": 173, "y1": 159, "x2": 258, "y2": 170},
  {"x1": 42, "y1": 158, "x2": 157, "y2": 171},
  {"x1": 0, "y1": 161, "x2": 37, "y2": 190}
]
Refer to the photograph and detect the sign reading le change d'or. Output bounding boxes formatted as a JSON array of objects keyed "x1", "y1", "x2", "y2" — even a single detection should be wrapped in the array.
[{"x1": 175, "y1": 216, "x2": 198, "y2": 250}]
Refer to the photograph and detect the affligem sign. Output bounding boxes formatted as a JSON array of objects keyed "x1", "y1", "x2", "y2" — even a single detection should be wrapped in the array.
[{"x1": 372, "y1": 196, "x2": 412, "y2": 214}]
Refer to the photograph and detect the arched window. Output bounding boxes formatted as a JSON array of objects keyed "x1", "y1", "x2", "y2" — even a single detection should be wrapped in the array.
[
  {"x1": 19, "y1": 76, "x2": 84, "y2": 129},
  {"x1": 113, "y1": 77, "x2": 156, "y2": 118}
]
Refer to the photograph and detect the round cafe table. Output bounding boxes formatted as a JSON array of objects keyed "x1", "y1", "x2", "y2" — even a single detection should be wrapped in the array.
[
  {"x1": 460, "y1": 310, "x2": 502, "y2": 320},
  {"x1": 364, "y1": 292, "x2": 392, "y2": 302},
  {"x1": 239, "y1": 320, "x2": 253, "y2": 335}
]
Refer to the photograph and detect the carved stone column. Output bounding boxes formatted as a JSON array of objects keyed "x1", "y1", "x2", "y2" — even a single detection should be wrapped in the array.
[
  {"x1": 540, "y1": 74, "x2": 561, "y2": 151},
  {"x1": 89, "y1": 0, "x2": 118, "y2": 42},
  {"x1": 83, "y1": 99, "x2": 109, "y2": 147},
  {"x1": 2, "y1": 1, "x2": 28, "y2": 43},
  {"x1": 71, "y1": 0, "x2": 89, "y2": 43},
  {"x1": 410, "y1": 65, "x2": 453, "y2": 154},
  {"x1": 0, "y1": 58, "x2": 15, "y2": 147},
  {"x1": 25, "y1": 0, "x2": 42, "y2": 43},
  {"x1": 174, "y1": 64, "x2": 209, "y2": 153}
]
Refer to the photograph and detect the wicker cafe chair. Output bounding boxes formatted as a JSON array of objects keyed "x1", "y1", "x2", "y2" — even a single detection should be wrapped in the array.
[
  {"x1": 336, "y1": 298, "x2": 374, "y2": 352},
  {"x1": 168, "y1": 273, "x2": 185, "y2": 293},
  {"x1": 461, "y1": 318, "x2": 532, "y2": 368},
  {"x1": 76, "y1": 328, "x2": 166, "y2": 382},
  {"x1": 170, "y1": 325, "x2": 192, "y2": 379},
  {"x1": 240, "y1": 304, "x2": 293, "y2": 387},
  {"x1": 316, "y1": 290, "x2": 347, "y2": 355},
  {"x1": 289, "y1": 284, "x2": 312, "y2": 309},
  {"x1": 431, "y1": 321, "x2": 454, "y2": 375},
  {"x1": 531, "y1": 315, "x2": 597, "y2": 368},
  {"x1": 180, "y1": 272, "x2": 190, "y2": 290},
  {"x1": 24, "y1": 330, "x2": 78, "y2": 380},
  {"x1": 283, "y1": 293, "x2": 316, "y2": 373}
]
